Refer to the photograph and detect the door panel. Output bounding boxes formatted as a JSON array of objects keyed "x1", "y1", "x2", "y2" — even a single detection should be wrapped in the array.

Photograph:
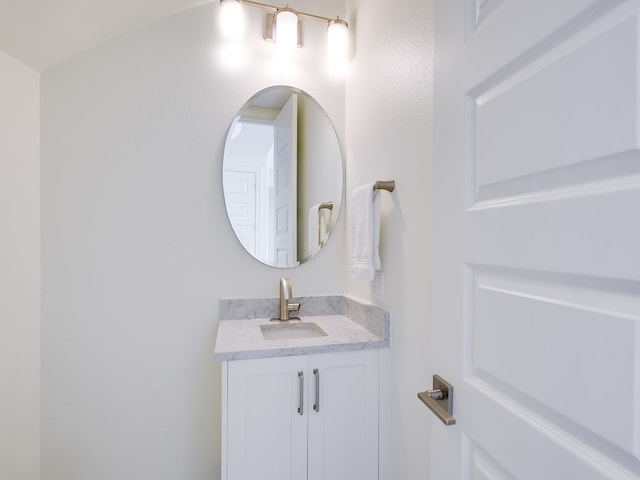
[
  {"x1": 469, "y1": 11, "x2": 640, "y2": 207},
  {"x1": 223, "y1": 170, "x2": 257, "y2": 254},
  {"x1": 468, "y1": 265, "x2": 638, "y2": 455},
  {"x1": 226, "y1": 357, "x2": 308, "y2": 480},
  {"x1": 307, "y1": 350, "x2": 378, "y2": 480},
  {"x1": 433, "y1": 0, "x2": 640, "y2": 478}
]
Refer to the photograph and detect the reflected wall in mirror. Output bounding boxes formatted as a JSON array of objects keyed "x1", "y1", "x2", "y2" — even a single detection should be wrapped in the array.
[{"x1": 223, "y1": 86, "x2": 344, "y2": 268}]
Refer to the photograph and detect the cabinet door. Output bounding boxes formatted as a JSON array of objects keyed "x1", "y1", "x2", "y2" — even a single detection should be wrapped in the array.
[
  {"x1": 307, "y1": 349, "x2": 379, "y2": 480},
  {"x1": 226, "y1": 355, "x2": 308, "y2": 480}
]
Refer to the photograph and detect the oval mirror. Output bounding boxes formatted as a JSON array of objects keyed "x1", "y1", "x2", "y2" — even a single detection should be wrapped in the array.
[{"x1": 222, "y1": 86, "x2": 344, "y2": 267}]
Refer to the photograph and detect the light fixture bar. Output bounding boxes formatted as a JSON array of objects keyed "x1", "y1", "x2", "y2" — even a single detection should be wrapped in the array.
[{"x1": 242, "y1": 0, "x2": 347, "y2": 26}]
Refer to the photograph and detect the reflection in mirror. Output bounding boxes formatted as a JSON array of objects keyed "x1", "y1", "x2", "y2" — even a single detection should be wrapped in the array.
[{"x1": 223, "y1": 86, "x2": 344, "y2": 268}]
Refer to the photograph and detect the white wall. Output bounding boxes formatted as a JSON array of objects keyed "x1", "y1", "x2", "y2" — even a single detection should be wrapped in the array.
[
  {"x1": 0, "y1": 49, "x2": 41, "y2": 480},
  {"x1": 345, "y1": 0, "x2": 434, "y2": 478},
  {"x1": 40, "y1": 2, "x2": 344, "y2": 479}
]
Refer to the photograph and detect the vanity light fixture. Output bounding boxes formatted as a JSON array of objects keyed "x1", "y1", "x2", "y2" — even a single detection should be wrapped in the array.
[{"x1": 219, "y1": 0, "x2": 348, "y2": 59}]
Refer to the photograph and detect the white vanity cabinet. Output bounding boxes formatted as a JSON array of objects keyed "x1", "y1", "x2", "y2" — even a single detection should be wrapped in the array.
[{"x1": 222, "y1": 349, "x2": 379, "y2": 480}]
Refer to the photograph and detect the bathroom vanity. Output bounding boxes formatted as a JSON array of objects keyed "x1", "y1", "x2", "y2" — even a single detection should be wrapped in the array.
[{"x1": 215, "y1": 296, "x2": 390, "y2": 480}]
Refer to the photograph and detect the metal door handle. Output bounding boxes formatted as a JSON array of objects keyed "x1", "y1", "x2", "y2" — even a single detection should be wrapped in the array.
[
  {"x1": 297, "y1": 371, "x2": 304, "y2": 415},
  {"x1": 417, "y1": 375, "x2": 456, "y2": 426},
  {"x1": 313, "y1": 369, "x2": 320, "y2": 412}
]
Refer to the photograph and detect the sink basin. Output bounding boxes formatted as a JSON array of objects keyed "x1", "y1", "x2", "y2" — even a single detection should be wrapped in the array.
[{"x1": 260, "y1": 322, "x2": 328, "y2": 340}]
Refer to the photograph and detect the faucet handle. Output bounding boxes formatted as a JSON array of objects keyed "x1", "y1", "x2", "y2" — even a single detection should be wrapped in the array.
[{"x1": 288, "y1": 302, "x2": 301, "y2": 313}]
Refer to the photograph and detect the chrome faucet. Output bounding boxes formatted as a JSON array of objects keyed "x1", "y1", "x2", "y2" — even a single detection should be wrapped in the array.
[{"x1": 278, "y1": 278, "x2": 301, "y2": 321}]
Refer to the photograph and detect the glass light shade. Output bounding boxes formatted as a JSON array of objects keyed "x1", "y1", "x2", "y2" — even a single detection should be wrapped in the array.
[
  {"x1": 219, "y1": 0, "x2": 244, "y2": 41},
  {"x1": 275, "y1": 9, "x2": 299, "y2": 50},
  {"x1": 327, "y1": 19, "x2": 349, "y2": 61}
]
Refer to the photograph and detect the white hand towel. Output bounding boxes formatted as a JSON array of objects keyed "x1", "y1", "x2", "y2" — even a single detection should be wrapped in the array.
[{"x1": 348, "y1": 184, "x2": 381, "y2": 281}]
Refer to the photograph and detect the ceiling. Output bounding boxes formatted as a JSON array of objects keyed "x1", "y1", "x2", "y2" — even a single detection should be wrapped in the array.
[{"x1": 0, "y1": 0, "x2": 207, "y2": 71}]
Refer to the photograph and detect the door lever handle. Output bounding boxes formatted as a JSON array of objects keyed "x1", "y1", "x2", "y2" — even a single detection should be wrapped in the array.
[{"x1": 417, "y1": 375, "x2": 456, "y2": 426}]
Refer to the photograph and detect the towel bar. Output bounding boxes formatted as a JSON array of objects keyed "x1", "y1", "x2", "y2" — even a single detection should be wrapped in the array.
[{"x1": 373, "y1": 180, "x2": 395, "y2": 192}]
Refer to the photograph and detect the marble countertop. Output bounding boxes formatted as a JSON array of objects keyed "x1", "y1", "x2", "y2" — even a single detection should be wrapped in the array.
[{"x1": 214, "y1": 314, "x2": 389, "y2": 361}]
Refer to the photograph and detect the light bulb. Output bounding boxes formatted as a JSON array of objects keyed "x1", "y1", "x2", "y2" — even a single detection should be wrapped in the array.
[
  {"x1": 275, "y1": 9, "x2": 299, "y2": 51},
  {"x1": 327, "y1": 18, "x2": 348, "y2": 62},
  {"x1": 219, "y1": 0, "x2": 243, "y2": 41}
]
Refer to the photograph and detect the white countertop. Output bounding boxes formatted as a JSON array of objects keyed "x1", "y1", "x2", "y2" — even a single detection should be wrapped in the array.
[{"x1": 214, "y1": 314, "x2": 389, "y2": 361}]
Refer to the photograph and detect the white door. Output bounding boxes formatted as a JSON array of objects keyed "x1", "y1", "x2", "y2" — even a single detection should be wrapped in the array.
[
  {"x1": 307, "y1": 350, "x2": 379, "y2": 480},
  {"x1": 432, "y1": 1, "x2": 640, "y2": 479},
  {"x1": 273, "y1": 93, "x2": 298, "y2": 267}
]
